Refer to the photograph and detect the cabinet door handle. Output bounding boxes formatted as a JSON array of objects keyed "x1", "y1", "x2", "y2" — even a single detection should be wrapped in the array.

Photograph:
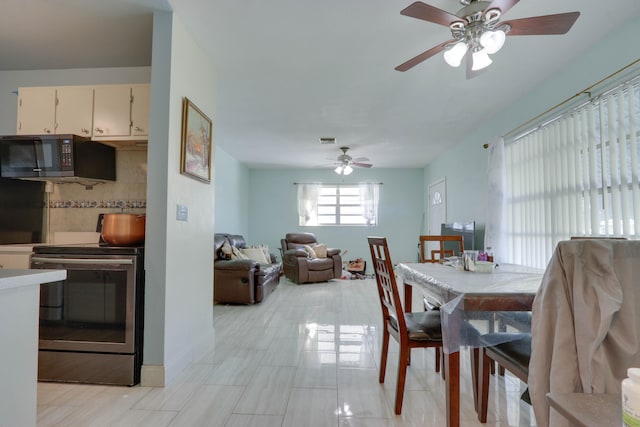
[
  {"x1": 135, "y1": 126, "x2": 143, "y2": 132},
  {"x1": 44, "y1": 128, "x2": 51, "y2": 133},
  {"x1": 82, "y1": 128, "x2": 89, "y2": 134},
  {"x1": 94, "y1": 127, "x2": 104, "y2": 134}
]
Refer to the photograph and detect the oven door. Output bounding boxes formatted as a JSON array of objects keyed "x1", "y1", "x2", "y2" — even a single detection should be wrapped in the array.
[{"x1": 31, "y1": 255, "x2": 138, "y2": 354}]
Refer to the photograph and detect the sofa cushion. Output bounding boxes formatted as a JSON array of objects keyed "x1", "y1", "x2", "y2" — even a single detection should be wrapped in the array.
[
  {"x1": 220, "y1": 240, "x2": 233, "y2": 259},
  {"x1": 248, "y1": 244, "x2": 271, "y2": 263},
  {"x1": 241, "y1": 247, "x2": 270, "y2": 264}
]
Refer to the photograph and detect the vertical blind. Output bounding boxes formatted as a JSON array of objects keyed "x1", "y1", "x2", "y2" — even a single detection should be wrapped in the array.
[{"x1": 504, "y1": 80, "x2": 640, "y2": 268}]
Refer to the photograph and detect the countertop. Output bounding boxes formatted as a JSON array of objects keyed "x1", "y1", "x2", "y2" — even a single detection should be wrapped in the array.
[{"x1": 0, "y1": 269, "x2": 67, "y2": 292}]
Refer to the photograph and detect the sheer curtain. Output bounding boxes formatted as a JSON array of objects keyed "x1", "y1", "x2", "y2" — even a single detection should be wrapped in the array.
[
  {"x1": 485, "y1": 137, "x2": 507, "y2": 264},
  {"x1": 359, "y1": 183, "x2": 380, "y2": 225},
  {"x1": 297, "y1": 184, "x2": 321, "y2": 226},
  {"x1": 503, "y1": 80, "x2": 640, "y2": 268}
]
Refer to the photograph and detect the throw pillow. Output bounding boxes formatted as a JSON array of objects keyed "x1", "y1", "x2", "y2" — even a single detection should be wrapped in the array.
[
  {"x1": 241, "y1": 247, "x2": 270, "y2": 264},
  {"x1": 312, "y1": 243, "x2": 327, "y2": 258},
  {"x1": 231, "y1": 246, "x2": 249, "y2": 260},
  {"x1": 249, "y1": 244, "x2": 271, "y2": 264},
  {"x1": 220, "y1": 240, "x2": 233, "y2": 260},
  {"x1": 303, "y1": 244, "x2": 317, "y2": 259}
]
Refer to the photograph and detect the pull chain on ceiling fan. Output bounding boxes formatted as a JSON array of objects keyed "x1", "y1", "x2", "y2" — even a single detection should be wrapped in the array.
[{"x1": 395, "y1": 0, "x2": 580, "y2": 79}]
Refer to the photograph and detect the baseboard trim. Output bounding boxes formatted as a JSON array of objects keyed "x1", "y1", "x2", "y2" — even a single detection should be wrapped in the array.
[{"x1": 140, "y1": 364, "x2": 165, "y2": 387}]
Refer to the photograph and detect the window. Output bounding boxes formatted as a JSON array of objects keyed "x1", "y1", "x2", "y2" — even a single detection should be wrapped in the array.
[
  {"x1": 498, "y1": 79, "x2": 640, "y2": 268},
  {"x1": 297, "y1": 183, "x2": 379, "y2": 226}
]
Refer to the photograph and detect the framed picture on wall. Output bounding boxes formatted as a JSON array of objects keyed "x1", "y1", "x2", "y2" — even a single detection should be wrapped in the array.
[{"x1": 180, "y1": 97, "x2": 213, "y2": 183}]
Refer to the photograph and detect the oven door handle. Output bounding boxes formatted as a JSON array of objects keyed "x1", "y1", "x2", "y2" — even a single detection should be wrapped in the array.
[{"x1": 31, "y1": 257, "x2": 134, "y2": 266}]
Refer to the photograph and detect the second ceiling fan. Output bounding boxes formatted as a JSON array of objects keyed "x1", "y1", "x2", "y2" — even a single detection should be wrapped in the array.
[{"x1": 395, "y1": 0, "x2": 580, "y2": 78}]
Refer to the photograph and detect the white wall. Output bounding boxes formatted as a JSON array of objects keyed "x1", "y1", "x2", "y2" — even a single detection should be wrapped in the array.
[
  {"x1": 0, "y1": 67, "x2": 150, "y2": 135},
  {"x1": 213, "y1": 146, "x2": 250, "y2": 236},
  {"x1": 143, "y1": 10, "x2": 216, "y2": 386}
]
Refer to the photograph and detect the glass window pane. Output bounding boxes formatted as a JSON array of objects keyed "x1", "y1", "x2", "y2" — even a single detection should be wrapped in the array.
[
  {"x1": 320, "y1": 187, "x2": 337, "y2": 196},
  {"x1": 340, "y1": 216, "x2": 367, "y2": 224},
  {"x1": 339, "y1": 196, "x2": 360, "y2": 205},
  {"x1": 340, "y1": 187, "x2": 359, "y2": 196},
  {"x1": 340, "y1": 206, "x2": 362, "y2": 215},
  {"x1": 318, "y1": 215, "x2": 336, "y2": 224},
  {"x1": 318, "y1": 196, "x2": 336, "y2": 204},
  {"x1": 317, "y1": 206, "x2": 336, "y2": 215}
]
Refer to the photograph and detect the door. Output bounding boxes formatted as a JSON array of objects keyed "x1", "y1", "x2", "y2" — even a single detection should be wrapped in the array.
[
  {"x1": 55, "y1": 86, "x2": 94, "y2": 136},
  {"x1": 131, "y1": 84, "x2": 150, "y2": 137},
  {"x1": 427, "y1": 178, "x2": 447, "y2": 257},
  {"x1": 16, "y1": 86, "x2": 56, "y2": 135},
  {"x1": 93, "y1": 85, "x2": 132, "y2": 137}
]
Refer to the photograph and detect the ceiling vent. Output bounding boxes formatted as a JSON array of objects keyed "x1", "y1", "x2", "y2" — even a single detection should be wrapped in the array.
[{"x1": 319, "y1": 137, "x2": 336, "y2": 145}]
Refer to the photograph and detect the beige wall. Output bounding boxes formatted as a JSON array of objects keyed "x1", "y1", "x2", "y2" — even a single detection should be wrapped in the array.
[{"x1": 46, "y1": 148, "x2": 147, "y2": 237}]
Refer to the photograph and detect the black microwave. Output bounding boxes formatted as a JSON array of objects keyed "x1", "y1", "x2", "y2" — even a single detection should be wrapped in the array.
[{"x1": 0, "y1": 134, "x2": 116, "y2": 182}]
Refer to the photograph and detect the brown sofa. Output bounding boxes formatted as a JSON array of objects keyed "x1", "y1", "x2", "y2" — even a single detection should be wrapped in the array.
[
  {"x1": 214, "y1": 233, "x2": 281, "y2": 304},
  {"x1": 280, "y1": 232, "x2": 342, "y2": 284}
]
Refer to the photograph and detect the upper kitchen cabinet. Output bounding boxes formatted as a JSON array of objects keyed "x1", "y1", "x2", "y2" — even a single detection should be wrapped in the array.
[
  {"x1": 16, "y1": 84, "x2": 150, "y2": 143},
  {"x1": 93, "y1": 85, "x2": 135, "y2": 138},
  {"x1": 55, "y1": 86, "x2": 94, "y2": 136},
  {"x1": 131, "y1": 84, "x2": 150, "y2": 137},
  {"x1": 16, "y1": 86, "x2": 56, "y2": 135}
]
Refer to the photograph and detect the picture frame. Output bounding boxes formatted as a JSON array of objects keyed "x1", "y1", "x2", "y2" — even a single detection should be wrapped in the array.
[{"x1": 180, "y1": 97, "x2": 213, "y2": 183}]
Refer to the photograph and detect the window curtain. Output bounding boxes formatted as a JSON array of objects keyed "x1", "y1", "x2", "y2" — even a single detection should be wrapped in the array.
[
  {"x1": 359, "y1": 183, "x2": 380, "y2": 225},
  {"x1": 485, "y1": 137, "x2": 507, "y2": 264},
  {"x1": 297, "y1": 183, "x2": 321, "y2": 226},
  {"x1": 503, "y1": 80, "x2": 640, "y2": 269}
]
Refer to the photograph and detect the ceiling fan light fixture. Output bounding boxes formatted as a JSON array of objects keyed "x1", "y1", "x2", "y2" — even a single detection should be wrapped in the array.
[
  {"x1": 443, "y1": 42, "x2": 467, "y2": 67},
  {"x1": 480, "y1": 29, "x2": 506, "y2": 54},
  {"x1": 472, "y1": 49, "x2": 492, "y2": 70},
  {"x1": 343, "y1": 165, "x2": 353, "y2": 175}
]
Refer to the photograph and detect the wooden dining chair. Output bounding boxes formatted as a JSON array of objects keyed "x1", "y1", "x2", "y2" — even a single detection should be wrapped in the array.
[
  {"x1": 418, "y1": 234, "x2": 465, "y2": 376},
  {"x1": 476, "y1": 333, "x2": 531, "y2": 422},
  {"x1": 419, "y1": 235, "x2": 464, "y2": 263},
  {"x1": 368, "y1": 236, "x2": 459, "y2": 417}
]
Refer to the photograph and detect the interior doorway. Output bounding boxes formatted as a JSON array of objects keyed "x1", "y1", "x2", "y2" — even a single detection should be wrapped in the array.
[{"x1": 428, "y1": 178, "x2": 446, "y2": 234}]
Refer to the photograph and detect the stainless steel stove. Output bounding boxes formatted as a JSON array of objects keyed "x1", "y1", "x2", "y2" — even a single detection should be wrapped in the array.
[{"x1": 31, "y1": 244, "x2": 144, "y2": 386}]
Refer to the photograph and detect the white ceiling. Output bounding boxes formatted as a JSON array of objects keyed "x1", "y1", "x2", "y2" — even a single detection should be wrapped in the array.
[{"x1": 3, "y1": 0, "x2": 640, "y2": 169}]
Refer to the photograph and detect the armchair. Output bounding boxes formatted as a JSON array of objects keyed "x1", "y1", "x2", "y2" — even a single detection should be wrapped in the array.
[{"x1": 280, "y1": 232, "x2": 342, "y2": 284}]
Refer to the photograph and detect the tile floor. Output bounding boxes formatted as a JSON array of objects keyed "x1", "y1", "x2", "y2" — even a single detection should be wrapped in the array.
[{"x1": 36, "y1": 277, "x2": 536, "y2": 426}]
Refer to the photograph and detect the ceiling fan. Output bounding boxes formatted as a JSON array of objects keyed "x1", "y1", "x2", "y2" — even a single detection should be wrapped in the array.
[
  {"x1": 333, "y1": 146, "x2": 372, "y2": 175},
  {"x1": 395, "y1": 0, "x2": 580, "y2": 78}
]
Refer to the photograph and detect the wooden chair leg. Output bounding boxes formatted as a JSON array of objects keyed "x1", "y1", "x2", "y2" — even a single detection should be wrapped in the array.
[
  {"x1": 379, "y1": 329, "x2": 390, "y2": 383},
  {"x1": 477, "y1": 348, "x2": 491, "y2": 423},
  {"x1": 395, "y1": 345, "x2": 409, "y2": 414},
  {"x1": 445, "y1": 351, "x2": 460, "y2": 427},
  {"x1": 470, "y1": 347, "x2": 479, "y2": 413},
  {"x1": 435, "y1": 347, "x2": 441, "y2": 373}
]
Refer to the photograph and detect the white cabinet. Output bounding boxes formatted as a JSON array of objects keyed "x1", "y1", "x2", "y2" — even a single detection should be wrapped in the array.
[
  {"x1": 93, "y1": 85, "x2": 133, "y2": 137},
  {"x1": 16, "y1": 86, "x2": 56, "y2": 135},
  {"x1": 55, "y1": 86, "x2": 94, "y2": 136},
  {"x1": 131, "y1": 84, "x2": 150, "y2": 137},
  {"x1": 16, "y1": 84, "x2": 150, "y2": 142}
]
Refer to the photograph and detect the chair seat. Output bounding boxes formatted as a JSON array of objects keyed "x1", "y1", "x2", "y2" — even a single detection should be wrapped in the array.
[{"x1": 389, "y1": 311, "x2": 442, "y2": 341}]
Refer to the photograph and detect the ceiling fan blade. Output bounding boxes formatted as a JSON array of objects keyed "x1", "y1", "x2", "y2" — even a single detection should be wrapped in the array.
[
  {"x1": 503, "y1": 12, "x2": 580, "y2": 36},
  {"x1": 400, "y1": 2, "x2": 462, "y2": 27},
  {"x1": 351, "y1": 156, "x2": 369, "y2": 162},
  {"x1": 352, "y1": 162, "x2": 373, "y2": 168},
  {"x1": 484, "y1": 0, "x2": 520, "y2": 16},
  {"x1": 395, "y1": 39, "x2": 454, "y2": 72}
]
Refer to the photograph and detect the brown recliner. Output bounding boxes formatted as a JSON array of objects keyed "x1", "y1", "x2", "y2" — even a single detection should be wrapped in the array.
[{"x1": 280, "y1": 232, "x2": 342, "y2": 284}]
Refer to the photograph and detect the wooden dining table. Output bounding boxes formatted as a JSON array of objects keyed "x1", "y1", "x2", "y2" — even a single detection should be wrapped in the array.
[{"x1": 396, "y1": 262, "x2": 544, "y2": 427}]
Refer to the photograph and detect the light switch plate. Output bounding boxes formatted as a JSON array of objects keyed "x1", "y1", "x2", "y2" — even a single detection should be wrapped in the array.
[{"x1": 176, "y1": 204, "x2": 188, "y2": 222}]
